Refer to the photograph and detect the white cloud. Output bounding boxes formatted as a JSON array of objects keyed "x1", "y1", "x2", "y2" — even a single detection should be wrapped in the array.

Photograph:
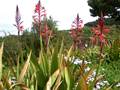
[
  {"x1": 42, "y1": 0, "x2": 97, "y2": 29},
  {"x1": 0, "y1": 0, "x2": 97, "y2": 35},
  {"x1": 0, "y1": 0, "x2": 16, "y2": 24}
]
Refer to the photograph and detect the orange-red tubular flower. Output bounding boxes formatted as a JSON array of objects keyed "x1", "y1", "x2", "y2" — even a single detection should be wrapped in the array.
[
  {"x1": 33, "y1": 0, "x2": 46, "y2": 24},
  {"x1": 91, "y1": 12, "x2": 110, "y2": 56},
  {"x1": 33, "y1": 0, "x2": 47, "y2": 36},
  {"x1": 70, "y1": 14, "x2": 84, "y2": 49},
  {"x1": 33, "y1": 0, "x2": 52, "y2": 48}
]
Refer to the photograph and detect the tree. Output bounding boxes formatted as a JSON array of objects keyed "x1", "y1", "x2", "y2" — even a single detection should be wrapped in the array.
[
  {"x1": 110, "y1": 0, "x2": 120, "y2": 21},
  {"x1": 46, "y1": 16, "x2": 58, "y2": 31},
  {"x1": 88, "y1": 0, "x2": 120, "y2": 20}
]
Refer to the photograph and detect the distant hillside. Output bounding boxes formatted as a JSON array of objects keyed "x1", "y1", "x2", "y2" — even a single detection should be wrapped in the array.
[{"x1": 85, "y1": 18, "x2": 120, "y2": 27}]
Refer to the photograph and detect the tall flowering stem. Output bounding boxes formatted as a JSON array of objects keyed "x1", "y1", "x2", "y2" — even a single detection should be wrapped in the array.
[
  {"x1": 13, "y1": 5, "x2": 23, "y2": 36},
  {"x1": 33, "y1": 0, "x2": 52, "y2": 48},
  {"x1": 41, "y1": 16, "x2": 52, "y2": 48},
  {"x1": 91, "y1": 12, "x2": 110, "y2": 86},
  {"x1": 33, "y1": 0, "x2": 46, "y2": 36},
  {"x1": 69, "y1": 14, "x2": 84, "y2": 50},
  {"x1": 91, "y1": 12, "x2": 110, "y2": 57}
]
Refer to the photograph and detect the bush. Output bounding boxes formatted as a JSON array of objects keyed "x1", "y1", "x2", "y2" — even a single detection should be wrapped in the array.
[
  {"x1": 108, "y1": 39, "x2": 120, "y2": 62},
  {"x1": 2, "y1": 35, "x2": 22, "y2": 65}
]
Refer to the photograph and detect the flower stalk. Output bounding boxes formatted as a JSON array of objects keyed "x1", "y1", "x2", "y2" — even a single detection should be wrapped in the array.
[
  {"x1": 33, "y1": 0, "x2": 46, "y2": 36},
  {"x1": 33, "y1": 0, "x2": 52, "y2": 48},
  {"x1": 13, "y1": 5, "x2": 23, "y2": 36},
  {"x1": 70, "y1": 14, "x2": 84, "y2": 50},
  {"x1": 91, "y1": 12, "x2": 110, "y2": 57}
]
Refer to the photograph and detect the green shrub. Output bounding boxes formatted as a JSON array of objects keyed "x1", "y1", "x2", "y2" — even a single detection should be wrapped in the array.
[
  {"x1": 2, "y1": 35, "x2": 22, "y2": 65},
  {"x1": 109, "y1": 39, "x2": 120, "y2": 62}
]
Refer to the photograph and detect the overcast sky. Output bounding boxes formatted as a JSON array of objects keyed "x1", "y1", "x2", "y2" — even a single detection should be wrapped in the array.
[{"x1": 0, "y1": 0, "x2": 97, "y2": 35}]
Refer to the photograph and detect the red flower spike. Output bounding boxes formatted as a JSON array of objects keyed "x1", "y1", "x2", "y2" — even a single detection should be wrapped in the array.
[
  {"x1": 35, "y1": 0, "x2": 41, "y2": 13},
  {"x1": 33, "y1": 1, "x2": 46, "y2": 24},
  {"x1": 33, "y1": 0, "x2": 47, "y2": 36},
  {"x1": 42, "y1": 18, "x2": 53, "y2": 48},
  {"x1": 71, "y1": 14, "x2": 84, "y2": 31},
  {"x1": 70, "y1": 14, "x2": 84, "y2": 50},
  {"x1": 32, "y1": 0, "x2": 53, "y2": 48},
  {"x1": 91, "y1": 12, "x2": 110, "y2": 57}
]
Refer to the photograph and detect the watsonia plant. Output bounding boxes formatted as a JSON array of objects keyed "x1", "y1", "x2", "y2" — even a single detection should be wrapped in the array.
[
  {"x1": 69, "y1": 14, "x2": 84, "y2": 50},
  {"x1": 33, "y1": 0, "x2": 52, "y2": 48},
  {"x1": 13, "y1": 5, "x2": 24, "y2": 36},
  {"x1": 89, "y1": 12, "x2": 112, "y2": 90},
  {"x1": 32, "y1": 0, "x2": 46, "y2": 35},
  {"x1": 90, "y1": 12, "x2": 110, "y2": 57}
]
